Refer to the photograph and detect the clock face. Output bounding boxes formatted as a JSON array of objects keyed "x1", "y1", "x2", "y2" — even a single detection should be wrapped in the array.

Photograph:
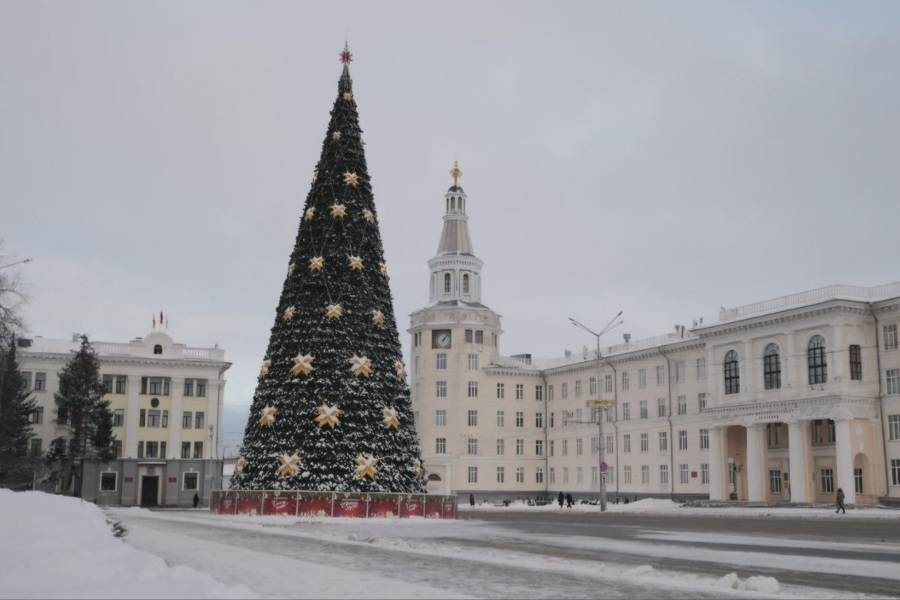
[{"x1": 433, "y1": 330, "x2": 451, "y2": 349}]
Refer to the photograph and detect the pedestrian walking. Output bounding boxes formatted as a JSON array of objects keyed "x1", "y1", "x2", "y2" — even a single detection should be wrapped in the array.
[
  {"x1": 558, "y1": 491, "x2": 564, "y2": 508},
  {"x1": 469, "y1": 493, "x2": 475, "y2": 507},
  {"x1": 835, "y1": 488, "x2": 846, "y2": 514},
  {"x1": 193, "y1": 493, "x2": 200, "y2": 509},
  {"x1": 565, "y1": 493, "x2": 573, "y2": 508}
]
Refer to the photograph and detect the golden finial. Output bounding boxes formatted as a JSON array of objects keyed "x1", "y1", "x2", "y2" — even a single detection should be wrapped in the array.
[{"x1": 450, "y1": 161, "x2": 462, "y2": 186}]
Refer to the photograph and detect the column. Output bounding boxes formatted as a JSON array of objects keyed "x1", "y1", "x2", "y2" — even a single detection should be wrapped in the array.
[
  {"x1": 746, "y1": 424, "x2": 766, "y2": 501},
  {"x1": 708, "y1": 426, "x2": 726, "y2": 500},
  {"x1": 125, "y1": 376, "x2": 141, "y2": 458},
  {"x1": 788, "y1": 421, "x2": 810, "y2": 503},
  {"x1": 169, "y1": 377, "x2": 183, "y2": 460},
  {"x1": 834, "y1": 419, "x2": 855, "y2": 504}
]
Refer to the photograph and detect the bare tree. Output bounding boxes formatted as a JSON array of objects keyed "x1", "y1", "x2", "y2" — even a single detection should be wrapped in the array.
[{"x1": 0, "y1": 239, "x2": 30, "y2": 349}]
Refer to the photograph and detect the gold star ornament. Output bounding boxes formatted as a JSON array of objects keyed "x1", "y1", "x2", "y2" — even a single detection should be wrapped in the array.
[
  {"x1": 363, "y1": 209, "x2": 375, "y2": 224},
  {"x1": 332, "y1": 131, "x2": 341, "y2": 141},
  {"x1": 395, "y1": 361, "x2": 407, "y2": 380},
  {"x1": 371, "y1": 310, "x2": 385, "y2": 326},
  {"x1": 283, "y1": 306, "x2": 297, "y2": 321},
  {"x1": 259, "y1": 405, "x2": 278, "y2": 427},
  {"x1": 379, "y1": 262, "x2": 388, "y2": 277},
  {"x1": 413, "y1": 459, "x2": 424, "y2": 479},
  {"x1": 349, "y1": 354, "x2": 373, "y2": 377},
  {"x1": 309, "y1": 256, "x2": 325, "y2": 272},
  {"x1": 291, "y1": 352, "x2": 315, "y2": 376},
  {"x1": 276, "y1": 453, "x2": 301, "y2": 478},
  {"x1": 258, "y1": 359, "x2": 271, "y2": 379},
  {"x1": 305, "y1": 207, "x2": 316, "y2": 221},
  {"x1": 331, "y1": 204, "x2": 347, "y2": 218},
  {"x1": 343, "y1": 92, "x2": 353, "y2": 101},
  {"x1": 348, "y1": 255, "x2": 364, "y2": 271},
  {"x1": 325, "y1": 304, "x2": 343, "y2": 319},
  {"x1": 354, "y1": 454, "x2": 379, "y2": 480},
  {"x1": 382, "y1": 407, "x2": 400, "y2": 430},
  {"x1": 315, "y1": 404, "x2": 343, "y2": 429},
  {"x1": 234, "y1": 457, "x2": 247, "y2": 475},
  {"x1": 343, "y1": 171, "x2": 360, "y2": 187}
]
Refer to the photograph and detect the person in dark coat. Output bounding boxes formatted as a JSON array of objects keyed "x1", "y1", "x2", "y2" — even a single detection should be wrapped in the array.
[
  {"x1": 565, "y1": 493, "x2": 574, "y2": 508},
  {"x1": 558, "y1": 491, "x2": 565, "y2": 508},
  {"x1": 193, "y1": 493, "x2": 200, "y2": 509},
  {"x1": 835, "y1": 488, "x2": 846, "y2": 514},
  {"x1": 469, "y1": 493, "x2": 475, "y2": 507}
]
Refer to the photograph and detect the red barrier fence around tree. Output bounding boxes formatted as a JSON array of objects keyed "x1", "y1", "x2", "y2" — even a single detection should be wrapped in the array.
[{"x1": 211, "y1": 491, "x2": 457, "y2": 519}]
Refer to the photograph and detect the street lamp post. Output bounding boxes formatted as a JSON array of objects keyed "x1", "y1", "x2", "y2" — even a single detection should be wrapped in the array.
[{"x1": 569, "y1": 312, "x2": 623, "y2": 513}]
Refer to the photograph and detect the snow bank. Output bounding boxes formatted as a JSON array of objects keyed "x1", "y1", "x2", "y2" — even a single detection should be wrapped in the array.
[{"x1": 0, "y1": 489, "x2": 257, "y2": 599}]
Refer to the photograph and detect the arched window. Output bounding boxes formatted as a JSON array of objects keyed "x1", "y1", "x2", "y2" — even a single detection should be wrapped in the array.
[
  {"x1": 808, "y1": 335, "x2": 827, "y2": 384},
  {"x1": 724, "y1": 350, "x2": 740, "y2": 394},
  {"x1": 462, "y1": 274, "x2": 470, "y2": 294},
  {"x1": 763, "y1": 343, "x2": 781, "y2": 390},
  {"x1": 153, "y1": 344, "x2": 162, "y2": 355},
  {"x1": 443, "y1": 273, "x2": 451, "y2": 293}
]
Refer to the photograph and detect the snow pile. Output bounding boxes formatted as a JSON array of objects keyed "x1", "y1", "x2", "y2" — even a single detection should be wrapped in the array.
[
  {"x1": 718, "y1": 573, "x2": 781, "y2": 594},
  {"x1": 0, "y1": 489, "x2": 257, "y2": 599}
]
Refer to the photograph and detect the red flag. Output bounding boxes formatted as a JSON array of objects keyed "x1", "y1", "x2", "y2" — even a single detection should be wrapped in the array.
[
  {"x1": 152, "y1": 314, "x2": 156, "y2": 329},
  {"x1": 160, "y1": 310, "x2": 164, "y2": 326}
]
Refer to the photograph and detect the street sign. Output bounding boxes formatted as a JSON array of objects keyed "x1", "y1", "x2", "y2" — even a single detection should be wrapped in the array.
[{"x1": 599, "y1": 461, "x2": 608, "y2": 473}]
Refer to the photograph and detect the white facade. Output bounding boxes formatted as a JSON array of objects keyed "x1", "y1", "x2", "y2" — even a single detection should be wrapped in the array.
[
  {"x1": 16, "y1": 331, "x2": 231, "y2": 506},
  {"x1": 410, "y1": 173, "x2": 900, "y2": 505}
]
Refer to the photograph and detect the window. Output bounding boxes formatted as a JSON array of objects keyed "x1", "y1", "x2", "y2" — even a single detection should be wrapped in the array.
[
  {"x1": 855, "y1": 468, "x2": 864, "y2": 494},
  {"x1": 657, "y1": 398, "x2": 666, "y2": 417},
  {"x1": 535, "y1": 412, "x2": 543, "y2": 428},
  {"x1": 30, "y1": 439, "x2": 42, "y2": 458},
  {"x1": 697, "y1": 358, "x2": 707, "y2": 380},
  {"x1": 889, "y1": 414, "x2": 900, "y2": 440},
  {"x1": 465, "y1": 329, "x2": 473, "y2": 343},
  {"x1": 444, "y1": 273, "x2": 451, "y2": 293},
  {"x1": 146, "y1": 441, "x2": 159, "y2": 458},
  {"x1": 33, "y1": 372, "x2": 46, "y2": 391},
  {"x1": 813, "y1": 419, "x2": 836, "y2": 445},
  {"x1": 638, "y1": 369, "x2": 646, "y2": 389},
  {"x1": 517, "y1": 467, "x2": 525, "y2": 484},
  {"x1": 20, "y1": 371, "x2": 31, "y2": 392},
  {"x1": 659, "y1": 465, "x2": 669, "y2": 486},
  {"x1": 183, "y1": 472, "x2": 199, "y2": 491},
  {"x1": 548, "y1": 385, "x2": 554, "y2": 402},
  {"x1": 535, "y1": 440, "x2": 543, "y2": 456},
  {"x1": 804, "y1": 336, "x2": 829, "y2": 387},
  {"x1": 467, "y1": 381, "x2": 478, "y2": 398},
  {"x1": 701, "y1": 463, "x2": 710, "y2": 485},
  {"x1": 435, "y1": 438, "x2": 446, "y2": 454},
  {"x1": 181, "y1": 442, "x2": 191, "y2": 458},
  {"x1": 193, "y1": 441, "x2": 203, "y2": 459},
  {"x1": 414, "y1": 356, "x2": 419, "y2": 374},
  {"x1": 467, "y1": 438, "x2": 478, "y2": 455},
  {"x1": 699, "y1": 429, "x2": 710, "y2": 450},
  {"x1": 659, "y1": 431, "x2": 668, "y2": 452},
  {"x1": 137, "y1": 441, "x2": 144, "y2": 458},
  {"x1": 675, "y1": 361, "x2": 685, "y2": 384},
  {"x1": 576, "y1": 438, "x2": 583, "y2": 455},
  {"x1": 516, "y1": 384, "x2": 524, "y2": 400},
  {"x1": 496, "y1": 439, "x2": 505, "y2": 455},
  {"x1": 468, "y1": 466, "x2": 478, "y2": 483},
  {"x1": 436, "y1": 353, "x2": 447, "y2": 370},
  {"x1": 100, "y1": 472, "x2": 117, "y2": 492},
  {"x1": 535, "y1": 385, "x2": 543, "y2": 401},
  {"x1": 577, "y1": 467, "x2": 584, "y2": 485},
  {"x1": 656, "y1": 366, "x2": 665, "y2": 386},
  {"x1": 698, "y1": 392, "x2": 708, "y2": 412},
  {"x1": 885, "y1": 324, "x2": 899, "y2": 351},
  {"x1": 623, "y1": 434, "x2": 631, "y2": 453},
  {"x1": 575, "y1": 380, "x2": 582, "y2": 398},
  {"x1": 549, "y1": 440, "x2": 555, "y2": 456},
  {"x1": 592, "y1": 466, "x2": 599, "y2": 486},
  {"x1": 604, "y1": 374, "x2": 613, "y2": 394},
  {"x1": 849, "y1": 345, "x2": 862, "y2": 381},
  {"x1": 30, "y1": 407, "x2": 43, "y2": 425},
  {"x1": 764, "y1": 343, "x2": 781, "y2": 390},
  {"x1": 462, "y1": 273, "x2": 470, "y2": 294},
  {"x1": 475, "y1": 330, "x2": 484, "y2": 344},
  {"x1": 589, "y1": 377, "x2": 597, "y2": 396},
  {"x1": 640, "y1": 433, "x2": 649, "y2": 452},
  {"x1": 563, "y1": 467, "x2": 569, "y2": 484},
  {"x1": 516, "y1": 411, "x2": 524, "y2": 428},
  {"x1": 770, "y1": 470, "x2": 782, "y2": 493},
  {"x1": 153, "y1": 344, "x2": 162, "y2": 355},
  {"x1": 195, "y1": 380, "x2": 206, "y2": 397},
  {"x1": 639, "y1": 400, "x2": 648, "y2": 419},
  {"x1": 113, "y1": 409, "x2": 124, "y2": 427},
  {"x1": 641, "y1": 465, "x2": 650, "y2": 485},
  {"x1": 893, "y1": 460, "x2": 900, "y2": 486},
  {"x1": 115, "y1": 376, "x2": 126, "y2": 394},
  {"x1": 821, "y1": 468, "x2": 834, "y2": 494},
  {"x1": 147, "y1": 409, "x2": 161, "y2": 428},
  {"x1": 887, "y1": 369, "x2": 900, "y2": 395},
  {"x1": 549, "y1": 467, "x2": 556, "y2": 484},
  {"x1": 195, "y1": 412, "x2": 205, "y2": 429},
  {"x1": 623, "y1": 466, "x2": 632, "y2": 484},
  {"x1": 622, "y1": 402, "x2": 630, "y2": 421},
  {"x1": 436, "y1": 410, "x2": 447, "y2": 426},
  {"x1": 677, "y1": 395, "x2": 687, "y2": 416},
  {"x1": 160, "y1": 442, "x2": 167, "y2": 458},
  {"x1": 767, "y1": 423, "x2": 786, "y2": 449},
  {"x1": 679, "y1": 464, "x2": 689, "y2": 485},
  {"x1": 437, "y1": 381, "x2": 447, "y2": 398},
  {"x1": 516, "y1": 439, "x2": 524, "y2": 455},
  {"x1": 678, "y1": 430, "x2": 687, "y2": 450},
  {"x1": 497, "y1": 383, "x2": 505, "y2": 399},
  {"x1": 622, "y1": 371, "x2": 629, "y2": 390},
  {"x1": 468, "y1": 354, "x2": 479, "y2": 370},
  {"x1": 724, "y1": 350, "x2": 740, "y2": 394},
  {"x1": 561, "y1": 383, "x2": 568, "y2": 399},
  {"x1": 183, "y1": 411, "x2": 192, "y2": 429},
  {"x1": 497, "y1": 466, "x2": 505, "y2": 483},
  {"x1": 184, "y1": 380, "x2": 194, "y2": 397},
  {"x1": 550, "y1": 412, "x2": 555, "y2": 427},
  {"x1": 467, "y1": 410, "x2": 478, "y2": 427},
  {"x1": 496, "y1": 411, "x2": 505, "y2": 427},
  {"x1": 560, "y1": 439, "x2": 567, "y2": 456},
  {"x1": 103, "y1": 374, "x2": 113, "y2": 393}
]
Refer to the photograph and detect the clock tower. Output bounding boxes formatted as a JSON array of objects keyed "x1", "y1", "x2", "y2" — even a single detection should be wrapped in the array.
[{"x1": 409, "y1": 162, "x2": 503, "y2": 496}]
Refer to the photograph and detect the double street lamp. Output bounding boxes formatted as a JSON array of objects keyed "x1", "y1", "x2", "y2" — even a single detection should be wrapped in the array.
[{"x1": 568, "y1": 312, "x2": 623, "y2": 513}]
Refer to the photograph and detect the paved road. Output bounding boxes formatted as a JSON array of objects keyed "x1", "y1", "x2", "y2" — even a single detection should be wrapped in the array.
[{"x1": 460, "y1": 510, "x2": 900, "y2": 597}]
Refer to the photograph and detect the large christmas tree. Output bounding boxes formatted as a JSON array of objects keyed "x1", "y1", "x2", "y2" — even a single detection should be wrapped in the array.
[{"x1": 231, "y1": 46, "x2": 425, "y2": 493}]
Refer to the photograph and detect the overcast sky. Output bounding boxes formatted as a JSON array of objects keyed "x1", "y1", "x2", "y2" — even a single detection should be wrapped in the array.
[{"x1": 3, "y1": 1, "x2": 899, "y2": 455}]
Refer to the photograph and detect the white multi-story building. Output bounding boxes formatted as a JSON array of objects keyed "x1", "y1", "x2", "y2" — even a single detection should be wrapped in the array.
[
  {"x1": 16, "y1": 330, "x2": 230, "y2": 507},
  {"x1": 410, "y1": 170, "x2": 900, "y2": 506}
]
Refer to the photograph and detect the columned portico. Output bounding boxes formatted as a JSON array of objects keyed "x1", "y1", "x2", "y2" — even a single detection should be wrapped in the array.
[
  {"x1": 745, "y1": 424, "x2": 766, "y2": 501},
  {"x1": 787, "y1": 421, "x2": 811, "y2": 503},
  {"x1": 834, "y1": 419, "x2": 855, "y2": 505}
]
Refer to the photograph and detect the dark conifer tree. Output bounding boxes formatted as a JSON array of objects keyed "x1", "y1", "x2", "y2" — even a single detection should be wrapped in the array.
[
  {"x1": 48, "y1": 335, "x2": 117, "y2": 495},
  {"x1": 231, "y1": 46, "x2": 425, "y2": 493},
  {"x1": 0, "y1": 338, "x2": 36, "y2": 488}
]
